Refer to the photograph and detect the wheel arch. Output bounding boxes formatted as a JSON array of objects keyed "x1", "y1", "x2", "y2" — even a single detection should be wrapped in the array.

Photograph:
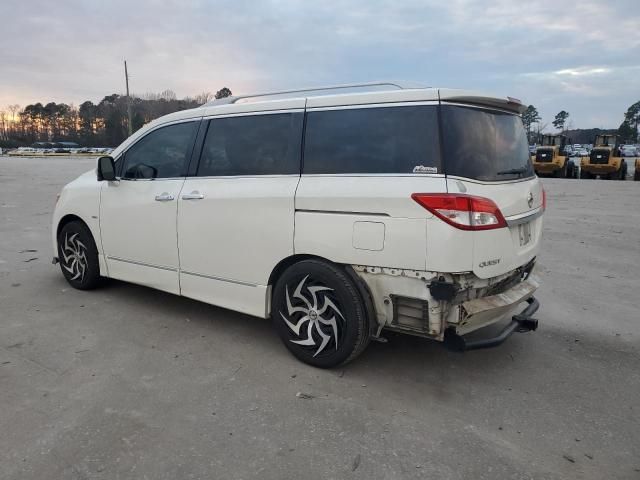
[
  {"x1": 56, "y1": 214, "x2": 91, "y2": 239},
  {"x1": 268, "y1": 254, "x2": 327, "y2": 287},
  {"x1": 55, "y1": 214, "x2": 103, "y2": 263}
]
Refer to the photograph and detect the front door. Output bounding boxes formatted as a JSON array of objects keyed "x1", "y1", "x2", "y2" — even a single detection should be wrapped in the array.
[{"x1": 100, "y1": 120, "x2": 199, "y2": 294}]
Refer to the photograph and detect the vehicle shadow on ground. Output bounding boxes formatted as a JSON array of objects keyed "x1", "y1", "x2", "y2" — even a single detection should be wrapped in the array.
[{"x1": 93, "y1": 277, "x2": 536, "y2": 379}]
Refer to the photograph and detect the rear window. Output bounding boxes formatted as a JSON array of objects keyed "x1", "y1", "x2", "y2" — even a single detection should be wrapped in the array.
[
  {"x1": 303, "y1": 105, "x2": 441, "y2": 174},
  {"x1": 440, "y1": 105, "x2": 534, "y2": 181}
]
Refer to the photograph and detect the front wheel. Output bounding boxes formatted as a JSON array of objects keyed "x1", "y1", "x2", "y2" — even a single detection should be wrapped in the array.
[
  {"x1": 271, "y1": 260, "x2": 371, "y2": 368},
  {"x1": 566, "y1": 161, "x2": 575, "y2": 178},
  {"x1": 57, "y1": 221, "x2": 101, "y2": 290}
]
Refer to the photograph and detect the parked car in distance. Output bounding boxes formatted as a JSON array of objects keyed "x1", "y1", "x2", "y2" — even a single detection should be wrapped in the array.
[
  {"x1": 52, "y1": 83, "x2": 543, "y2": 367},
  {"x1": 621, "y1": 145, "x2": 638, "y2": 157}
]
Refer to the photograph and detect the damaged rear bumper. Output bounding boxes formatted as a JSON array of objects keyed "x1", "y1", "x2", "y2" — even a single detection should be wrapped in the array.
[
  {"x1": 443, "y1": 297, "x2": 539, "y2": 351},
  {"x1": 353, "y1": 265, "x2": 540, "y2": 348}
]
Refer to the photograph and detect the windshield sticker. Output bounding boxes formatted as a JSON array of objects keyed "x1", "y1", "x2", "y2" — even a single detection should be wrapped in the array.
[{"x1": 413, "y1": 165, "x2": 438, "y2": 174}]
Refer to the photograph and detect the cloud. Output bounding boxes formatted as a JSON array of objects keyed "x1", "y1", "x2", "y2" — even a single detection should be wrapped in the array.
[{"x1": 1, "y1": 0, "x2": 638, "y2": 128}]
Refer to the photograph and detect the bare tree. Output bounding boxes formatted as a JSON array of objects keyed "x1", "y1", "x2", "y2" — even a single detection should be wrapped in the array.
[
  {"x1": 8, "y1": 104, "x2": 20, "y2": 122},
  {"x1": 194, "y1": 91, "x2": 214, "y2": 105}
]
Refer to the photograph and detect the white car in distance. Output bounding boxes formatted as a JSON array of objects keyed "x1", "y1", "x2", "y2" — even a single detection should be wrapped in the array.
[{"x1": 52, "y1": 83, "x2": 544, "y2": 367}]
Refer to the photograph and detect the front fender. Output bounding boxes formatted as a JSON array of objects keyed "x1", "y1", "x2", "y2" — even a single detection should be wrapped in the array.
[{"x1": 52, "y1": 169, "x2": 104, "y2": 264}]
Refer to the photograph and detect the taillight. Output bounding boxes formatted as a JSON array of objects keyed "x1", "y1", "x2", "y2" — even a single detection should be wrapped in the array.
[
  {"x1": 411, "y1": 193, "x2": 507, "y2": 231},
  {"x1": 542, "y1": 188, "x2": 546, "y2": 211}
]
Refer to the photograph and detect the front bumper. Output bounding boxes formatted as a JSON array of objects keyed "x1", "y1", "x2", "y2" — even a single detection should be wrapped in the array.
[
  {"x1": 443, "y1": 297, "x2": 539, "y2": 351},
  {"x1": 533, "y1": 163, "x2": 561, "y2": 174},
  {"x1": 581, "y1": 163, "x2": 618, "y2": 174}
]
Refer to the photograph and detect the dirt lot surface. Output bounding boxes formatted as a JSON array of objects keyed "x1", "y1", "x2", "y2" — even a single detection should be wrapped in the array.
[{"x1": 1, "y1": 156, "x2": 639, "y2": 479}]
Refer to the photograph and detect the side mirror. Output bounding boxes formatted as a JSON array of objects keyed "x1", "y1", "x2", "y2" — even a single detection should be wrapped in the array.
[{"x1": 97, "y1": 156, "x2": 116, "y2": 181}]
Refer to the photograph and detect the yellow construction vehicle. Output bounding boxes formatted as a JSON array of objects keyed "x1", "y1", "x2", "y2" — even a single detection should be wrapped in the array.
[
  {"x1": 635, "y1": 159, "x2": 640, "y2": 181},
  {"x1": 532, "y1": 135, "x2": 576, "y2": 178},
  {"x1": 580, "y1": 135, "x2": 627, "y2": 180}
]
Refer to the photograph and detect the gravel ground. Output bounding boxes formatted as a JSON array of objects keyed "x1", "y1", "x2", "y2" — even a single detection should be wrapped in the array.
[{"x1": 1, "y1": 156, "x2": 639, "y2": 480}]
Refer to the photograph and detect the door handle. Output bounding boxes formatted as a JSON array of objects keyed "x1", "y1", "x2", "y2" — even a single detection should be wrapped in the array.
[
  {"x1": 182, "y1": 191, "x2": 205, "y2": 200},
  {"x1": 155, "y1": 193, "x2": 175, "y2": 202}
]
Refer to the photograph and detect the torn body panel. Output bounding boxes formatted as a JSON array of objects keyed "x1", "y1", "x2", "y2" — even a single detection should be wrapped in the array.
[{"x1": 352, "y1": 263, "x2": 539, "y2": 342}]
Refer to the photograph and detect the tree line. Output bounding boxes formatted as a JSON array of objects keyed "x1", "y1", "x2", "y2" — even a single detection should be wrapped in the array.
[
  {"x1": 521, "y1": 100, "x2": 640, "y2": 144},
  {"x1": 0, "y1": 87, "x2": 232, "y2": 148},
  {"x1": 2, "y1": 88, "x2": 638, "y2": 148}
]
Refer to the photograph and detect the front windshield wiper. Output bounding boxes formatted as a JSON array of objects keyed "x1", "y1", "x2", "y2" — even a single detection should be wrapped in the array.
[{"x1": 497, "y1": 166, "x2": 528, "y2": 176}]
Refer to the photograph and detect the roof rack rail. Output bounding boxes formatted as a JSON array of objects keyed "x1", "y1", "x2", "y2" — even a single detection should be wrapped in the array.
[{"x1": 205, "y1": 81, "x2": 419, "y2": 106}]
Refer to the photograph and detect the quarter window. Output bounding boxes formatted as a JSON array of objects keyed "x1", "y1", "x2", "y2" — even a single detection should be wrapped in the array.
[
  {"x1": 197, "y1": 112, "x2": 303, "y2": 176},
  {"x1": 303, "y1": 106, "x2": 441, "y2": 174},
  {"x1": 122, "y1": 122, "x2": 197, "y2": 179}
]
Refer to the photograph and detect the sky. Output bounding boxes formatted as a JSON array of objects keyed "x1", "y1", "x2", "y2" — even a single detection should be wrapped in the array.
[{"x1": 1, "y1": 0, "x2": 639, "y2": 129}]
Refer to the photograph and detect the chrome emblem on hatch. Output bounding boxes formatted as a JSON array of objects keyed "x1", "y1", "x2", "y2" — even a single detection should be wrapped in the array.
[{"x1": 527, "y1": 192, "x2": 534, "y2": 208}]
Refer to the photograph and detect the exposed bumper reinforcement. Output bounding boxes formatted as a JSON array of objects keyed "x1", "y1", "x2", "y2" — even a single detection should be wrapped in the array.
[{"x1": 443, "y1": 297, "x2": 539, "y2": 351}]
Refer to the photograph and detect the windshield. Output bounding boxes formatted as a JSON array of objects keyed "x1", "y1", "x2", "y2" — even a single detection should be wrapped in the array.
[{"x1": 440, "y1": 105, "x2": 535, "y2": 181}]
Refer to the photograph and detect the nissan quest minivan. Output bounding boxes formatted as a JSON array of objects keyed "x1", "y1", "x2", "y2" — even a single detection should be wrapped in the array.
[{"x1": 52, "y1": 83, "x2": 543, "y2": 367}]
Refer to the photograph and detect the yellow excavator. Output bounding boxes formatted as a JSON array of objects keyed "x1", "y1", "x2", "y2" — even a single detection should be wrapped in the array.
[
  {"x1": 532, "y1": 135, "x2": 576, "y2": 178},
  {"x1": 580, "y1": 134, "x2": 627, "y2": 180}
]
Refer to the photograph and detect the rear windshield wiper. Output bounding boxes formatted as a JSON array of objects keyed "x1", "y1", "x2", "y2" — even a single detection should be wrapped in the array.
[{"x1": 497, "y1": 166, "x2": 528, "y2": 176}]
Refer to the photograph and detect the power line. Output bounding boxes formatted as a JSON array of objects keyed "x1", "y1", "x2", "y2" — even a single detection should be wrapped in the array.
[{"x1": 124, "y1": 60, "x2": 132, "y2": 136}]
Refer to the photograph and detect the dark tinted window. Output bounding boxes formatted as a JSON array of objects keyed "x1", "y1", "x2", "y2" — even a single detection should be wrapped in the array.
[
  {"x1": 197, "y1": 113, "x2": 303, "y2": 176},
  {"x1": 303, "y1": 106, "x2": 440, "y2": 174},
  {"x1": 440, "y1": 105, "x2": 534, "y2": 181},
  {"x1": 122, "y1": 122, "x2": 196, "y2": 179}
]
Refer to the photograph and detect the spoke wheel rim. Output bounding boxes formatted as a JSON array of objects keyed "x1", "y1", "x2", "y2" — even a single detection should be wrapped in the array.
[
  {"x1": 279, "y1": 275, "x2": 347, "y2": 358},
  {"x1": 61, "y1": 232, "x2": 88, "y2": 282}
]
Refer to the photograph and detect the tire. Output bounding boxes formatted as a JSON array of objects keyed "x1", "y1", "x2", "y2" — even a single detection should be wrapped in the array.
[
  {"x1": 57, "y1": 221, "x2": 101, "y2": 290},
  {"x1": 553, "y1": 164, "x2": 563, "y2": 178},
  {"x1": 566, "y1": 161, "x2": 575, "y2": 179},
  {"x1": 580, "y1": 170, "x2": 591, "y2": 179},
  {"x1": 635, "y1": 169, "x2": 640, "y2": 181},
  {"x1": 620, "y1": 161, "x2": 627, "y2": 180},
  {"x1": 271, "y1": 259, "x2": 371, "y2": 368}
]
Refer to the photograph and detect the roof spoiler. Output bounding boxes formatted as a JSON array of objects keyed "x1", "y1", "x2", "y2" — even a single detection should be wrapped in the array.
[{"x1": 438, "y1": 89, "x2": 526, "y2": 114}]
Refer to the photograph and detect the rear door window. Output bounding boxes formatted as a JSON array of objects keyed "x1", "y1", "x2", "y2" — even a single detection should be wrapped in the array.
[
  {"x1": 440, "y1": 105, "x2": 534, "y2": 181},
  {"x1": 303, "y1": 105, "x2": 441, "y2": 174},
  {"x1": 197, "y1": 112, "x2": 303, "y2": 176}
]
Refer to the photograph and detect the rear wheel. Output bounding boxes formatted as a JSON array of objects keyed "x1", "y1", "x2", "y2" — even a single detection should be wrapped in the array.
[
  {"x1": 57, "y1": 221, "x2": 101, "y2": 290},
  {"x1": 620, "y1": 161, "x2": 627, "y2": 180},
  {"x1": 635, "y1": 169, "x2": 640, "y2": 181},
  {"x1": 580, "y1": 170, "x2": 592, "y2": 179},
  {"x1": 271, "y1": 259, "x2": 371, "y2": 368}
]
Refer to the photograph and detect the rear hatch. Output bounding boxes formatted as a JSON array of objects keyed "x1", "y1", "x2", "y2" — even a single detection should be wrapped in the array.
[
  {"x1": 535, "y1": 148, "x2": 553, "y2": 162},
  {"x1": 438, "y1": 99, "x2": 543, "y2": 279},
  {"x1": 590, "y1": 149, "x2": 610, "y2": 164}
]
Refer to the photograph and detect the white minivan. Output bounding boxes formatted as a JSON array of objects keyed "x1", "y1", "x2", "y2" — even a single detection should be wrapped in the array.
[{"x1": 53, "y1": 83, "x2": 543, "y2": 367}]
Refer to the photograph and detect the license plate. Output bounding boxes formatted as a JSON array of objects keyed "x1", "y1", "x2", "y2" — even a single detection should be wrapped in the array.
[{"x1": 518, "y1": 222, "x2": 532, "y2": 246}]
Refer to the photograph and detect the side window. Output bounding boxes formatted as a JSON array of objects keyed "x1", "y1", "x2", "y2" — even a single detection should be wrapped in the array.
[
  {"x1": 122, "y1": 122, "x2": 197, "y2": 179},
  {"x1": 303, "y1": 105, "x2": 441, "y2": 174},
  {"x1": 197, "y1": 112, "x2": 303, "y2": 177}
]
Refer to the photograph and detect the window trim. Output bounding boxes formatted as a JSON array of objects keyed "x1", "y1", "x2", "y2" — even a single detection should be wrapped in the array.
[
  {"x1": 118, "y1": 118, "x2": 201, "y2": 181},
  {"x1": 191, "y1": 109, "x2": 305, "y2": 178}
]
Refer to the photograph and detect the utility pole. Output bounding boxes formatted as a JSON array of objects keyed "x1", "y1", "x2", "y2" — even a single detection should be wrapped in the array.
[{"x1": 124, "y1": 60, "x2": 133, "y2": 136}]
